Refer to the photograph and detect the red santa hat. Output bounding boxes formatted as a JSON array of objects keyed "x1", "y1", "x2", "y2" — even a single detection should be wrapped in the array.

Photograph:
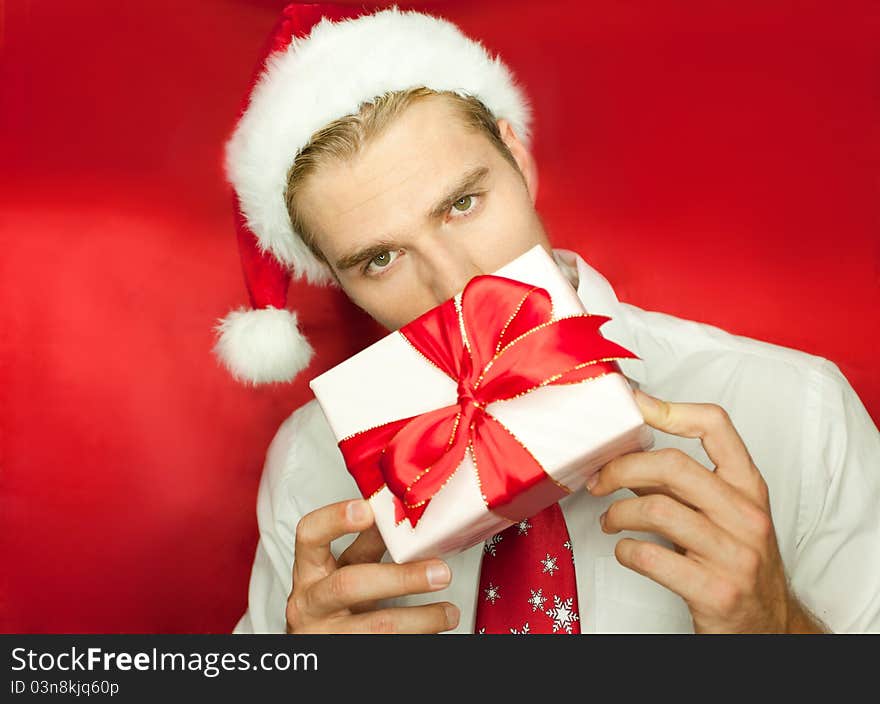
[{"x1": 214, "y1": 3, "x2": 533, "y2": 385}]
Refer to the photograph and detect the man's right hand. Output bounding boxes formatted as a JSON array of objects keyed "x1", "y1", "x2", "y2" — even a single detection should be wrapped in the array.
[{"x1": 286, "y1": 499, "x2": 460, "y2": 634}]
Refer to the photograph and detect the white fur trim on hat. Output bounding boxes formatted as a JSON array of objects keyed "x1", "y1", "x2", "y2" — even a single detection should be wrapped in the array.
[
  {"x1": 213, "y1": 307, "x2": 314, "y2": 385},
  {"x1": 225, "y1": 5, "x2": 533, "y2": 283}
]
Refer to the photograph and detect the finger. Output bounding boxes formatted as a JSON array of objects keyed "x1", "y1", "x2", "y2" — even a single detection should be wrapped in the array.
[
  {"x1": 297, "y1": 602, "x2": 460, "y2": 634},
  {"x1": 335, "y1": 524, "x2": 388, "y2": 616},
  {"x1": 633, "y1": 389, "x2": 762, "y2": 499},
  {"x1": 337, "y1": 524, "x2": 387, "y2": 568},
  {"x1": 630, "y1": 485, "x2": 698, "y2": 512},
  {"x1": 589, "y1": 448, "x2": 765, "y2": 543},
  {"x1": 305, "y1": 559, "x2": 453, "y2": 616},
  {"x1": 613, "y1": 537, "x2": 713, "y2": 608},
  {"x1": 294, "y1": 499, "x2": 374, "y2": 582},
  {"x1": 601, "y1": 494, "x2": 741, "y2": 568},
  {"x1": 628, "y1": 487, "x2": 697, "y2": 553}
]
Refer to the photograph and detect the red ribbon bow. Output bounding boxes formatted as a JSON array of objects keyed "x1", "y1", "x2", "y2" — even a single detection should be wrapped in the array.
[{"x1": 338, "y1": 274, "x2": 638, "y2": 527}]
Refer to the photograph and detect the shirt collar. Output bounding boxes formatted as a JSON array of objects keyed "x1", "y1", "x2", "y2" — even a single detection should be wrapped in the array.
[{"x1": 551, "y1": 247, "x2": 647, "y2": 386}]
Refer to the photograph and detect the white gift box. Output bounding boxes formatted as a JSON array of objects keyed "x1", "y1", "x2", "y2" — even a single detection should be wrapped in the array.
[{"x1": 309, "y1": 245, "x2": 654, "y2": 563}]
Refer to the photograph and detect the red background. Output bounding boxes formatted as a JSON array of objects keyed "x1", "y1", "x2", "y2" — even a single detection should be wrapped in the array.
[{"x1": 1, "y1": 1, "x2": 877, "y2": 633}]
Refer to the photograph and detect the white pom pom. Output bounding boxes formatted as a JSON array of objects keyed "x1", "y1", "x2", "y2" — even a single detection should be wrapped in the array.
[{"x1": 213, "y1": 306, "x2": 314, "y2": 385}]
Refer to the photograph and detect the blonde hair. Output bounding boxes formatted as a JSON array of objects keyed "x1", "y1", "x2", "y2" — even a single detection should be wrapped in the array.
[{"x1": 284, "y1": 87, "x2": 524, "y2": 266}]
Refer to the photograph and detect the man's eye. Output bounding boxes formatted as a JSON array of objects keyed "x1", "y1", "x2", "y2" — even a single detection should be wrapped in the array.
[
  {"x1": 450, "y1": 194, "x2": 478, "y2": 216},
  {"x1": 363, "y1": 249, "x2": 400, "y2": 275}
]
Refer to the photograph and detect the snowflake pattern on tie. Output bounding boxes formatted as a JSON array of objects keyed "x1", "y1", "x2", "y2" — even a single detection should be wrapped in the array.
[
  {"x1": 484, "y1": 533, "x2": 503, "y2": 557},
  {"x1": 541, "y1": 553, "x2": 559, "y2": 576},
  {"x1": 528, "y1": 588, "x2": 547, "y2": 612},
  {"x1": 474, "y1": 502, "x2": 581, "y2": 634},
  {"x1": 546, "y1": 595, "x2": 580, "y2": 633}
]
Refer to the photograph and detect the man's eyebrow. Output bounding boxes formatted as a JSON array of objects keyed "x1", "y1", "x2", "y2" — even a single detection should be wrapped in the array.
[
  {"x1": 426, "y1": 165, "x2": 491, "y2": 219},
  {"x1": 334, "y1": 165, "x2": 491, "y2": 271},
  {"x1": 334, "y1": 240, "x2": 402, "y2": 272}
]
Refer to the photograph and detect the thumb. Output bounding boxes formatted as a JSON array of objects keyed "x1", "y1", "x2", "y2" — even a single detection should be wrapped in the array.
[
  {"x1": 632, "y1": 387, "x2": 673, "y2": 428},
  {"x1": 632, "y1": 388, "x2": 764, "y2": 503},
  {"x1": 336, "y1": 523, "x2": 387, "y2": 568}
]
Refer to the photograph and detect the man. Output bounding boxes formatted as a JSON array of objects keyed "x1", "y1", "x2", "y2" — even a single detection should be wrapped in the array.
[{"x1": 215, "y1": 7, "x2": 880, "y2": 634}]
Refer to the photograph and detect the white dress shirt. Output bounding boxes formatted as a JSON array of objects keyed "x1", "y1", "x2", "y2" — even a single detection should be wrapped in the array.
[{"x1": 232, "y1": 248, "x2": 880, "y2": 634}]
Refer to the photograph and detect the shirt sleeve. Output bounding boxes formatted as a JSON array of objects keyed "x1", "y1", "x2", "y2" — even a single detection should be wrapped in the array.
[
  {"x1": 789, "y1": 360, "x2": 880, "y2": 634},
  {"x1": 232, "y1": 414, "x2": 301, "y2": 634}
]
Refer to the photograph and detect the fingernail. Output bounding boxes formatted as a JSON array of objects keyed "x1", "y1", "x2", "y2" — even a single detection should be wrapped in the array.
[
  {"x1": 443, "y1": 603, "x2": 460, "y2": 629},
  {"x1": 346, "y1": 499, "x2": 370, "y2": 523},
  {"x1": 586, "y1": 473, "x2": 600, "y2": 493},
  {"x1": 426, "y1": 562, "x2": 451, "y2": 588},
  {"x1": 599, "y1": 510, "x2": 607, "y2": 529}
]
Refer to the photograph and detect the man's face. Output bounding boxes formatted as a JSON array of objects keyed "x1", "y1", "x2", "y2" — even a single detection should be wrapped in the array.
[{"x1": 296, "y1": 94, "x2": 553, "y2": 331}]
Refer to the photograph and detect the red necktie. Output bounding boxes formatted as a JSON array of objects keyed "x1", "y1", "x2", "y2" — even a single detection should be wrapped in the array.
[{"x1": 474, "y1": 502, "x2": 581, "y2": 634}]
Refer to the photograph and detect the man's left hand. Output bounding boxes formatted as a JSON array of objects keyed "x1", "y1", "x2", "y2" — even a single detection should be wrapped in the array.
[{"x1": 586, "y1": 388, "x2": 827, "y2": 633}]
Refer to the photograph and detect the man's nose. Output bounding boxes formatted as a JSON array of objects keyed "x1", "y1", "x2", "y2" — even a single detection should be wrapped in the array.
[{"x1": 421, "y1": 245, "x2": 484, "y2": 304}]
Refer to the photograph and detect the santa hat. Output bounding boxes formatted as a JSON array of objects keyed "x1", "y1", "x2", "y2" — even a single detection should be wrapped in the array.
[{"x1": 214, "y1": 3, "x2": 533, "y2": 385}]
